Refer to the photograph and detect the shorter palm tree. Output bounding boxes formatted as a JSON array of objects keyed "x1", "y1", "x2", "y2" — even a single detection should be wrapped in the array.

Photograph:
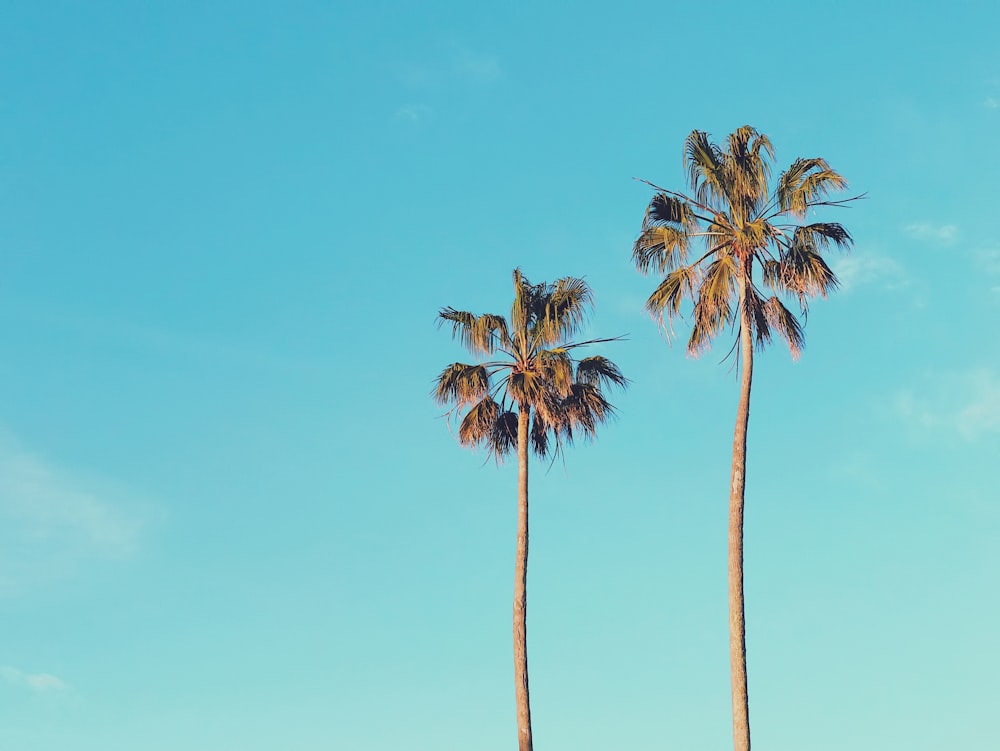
[{"x1": 434, "y1": 268, "x2": 626, "y2": 751}]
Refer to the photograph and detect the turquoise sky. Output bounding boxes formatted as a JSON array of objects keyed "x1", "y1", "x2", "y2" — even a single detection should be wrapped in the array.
[{"x1": 1, "y1": 2, "x2": 998, "y2": 749}]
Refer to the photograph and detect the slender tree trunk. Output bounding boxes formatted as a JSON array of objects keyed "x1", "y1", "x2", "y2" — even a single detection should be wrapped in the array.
[
  {"x1": 513, "y1": 406, "x2": 533, "y2": 751},
  {"x1": 729, "y1": 281, "x2": 754, "y2": 751}
]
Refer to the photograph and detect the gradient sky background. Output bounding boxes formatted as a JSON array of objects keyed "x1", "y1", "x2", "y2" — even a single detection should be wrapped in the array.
[{"x1": 1, "y1": 2, "x2": 998, "y2": 749}]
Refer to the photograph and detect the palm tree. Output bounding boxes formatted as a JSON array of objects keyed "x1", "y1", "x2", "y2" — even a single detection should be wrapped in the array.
[
  {"x1": 434, "y1": 269, "x2": 626, "y2": 751},
  {"x1": 631, "y1": 126, "x2": 860, "y2": 751}
]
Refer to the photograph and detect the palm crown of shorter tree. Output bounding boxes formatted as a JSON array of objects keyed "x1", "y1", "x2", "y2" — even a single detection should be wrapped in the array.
[
  {"x1": 632, "y1": 125, "x2": 862, "y2": 356},
  {"x1": 434, "y1": 268, "x2": 626, "y2": 458}
]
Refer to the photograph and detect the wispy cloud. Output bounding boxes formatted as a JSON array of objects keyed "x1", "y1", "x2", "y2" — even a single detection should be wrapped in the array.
[
  {"x1": 831, "y1": 253, "x2": 907, "y2": 292},
  {"x1": 985, "y1": 97, "x2": 999, "y2": 109},
  {"x1": 0, "y1": 429, "x2": 149, "y2": 595},
  {"x1": 903, "y1": 222, "x2": 959, "y2": 246},
  {"x1": 895, "y1": 368, "x2": 1000, "y2": 439},
  {"x1": 0, "y1": 665, "x2": 70, "y2": 692},
  {"x1": 975, "y1": 247, "x2": 1000, "y2": 274}
]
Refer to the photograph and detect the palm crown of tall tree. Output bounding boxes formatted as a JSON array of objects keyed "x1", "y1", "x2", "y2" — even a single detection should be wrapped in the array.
[
  {"x1": 434, "y1": 269, "x2": 626, "y2": 459},
  {"x1": 632, "y1": 125, "x2": 862, "y2": 356}
]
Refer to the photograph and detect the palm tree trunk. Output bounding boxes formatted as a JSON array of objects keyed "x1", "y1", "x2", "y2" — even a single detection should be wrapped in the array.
[
  {"x1": 729, "y1": 282, "x2": 754, "y2": 751},
  {"x1": 514, "y1": 406, "x2": 533, "y2": 751}
]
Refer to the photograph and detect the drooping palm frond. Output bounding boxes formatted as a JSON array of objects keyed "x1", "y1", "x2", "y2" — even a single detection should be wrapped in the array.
[
  {"x1": 438, "y1": 308, "x2": 511, "y2": 355},
  {"x1": 688, "y1": 256, "x2": 736, "y2": 355},
  {"x1": 633, "y1": 223, "x2": 691, "y2": 274},
  {"x1": 530, "y1": 412, "x2": 552, "y2": 458},
  {"x1": 575, "y1": 356, "x2": 628, "y2": 390},
  {"x1": 489, "y1": 410, "x2": 520, "y2": 458},
  {"x1": 535, "y1": 348, "x2": 574, "y2": 397},
  {"x1": 645, "y1": 265, "x2": 699, "y2": 321},
  {"x1": 560, "y1": 382, "x2": 615, "y2": 442},
  {"x1": 433, "y1": 363, "x2": 490, "y2": 408},
  {"x1": 762, "y1": 296, "x2": 804, "y2": 358},
  {"x1": 458, "y1": 396, "x2": 501, "y2": 447},
  {"x1": 775, "y1": 158, "x2": 848, "y2": 218}
]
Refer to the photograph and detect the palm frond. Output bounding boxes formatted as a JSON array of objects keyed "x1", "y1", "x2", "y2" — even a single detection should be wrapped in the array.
[
  {"x1": 646, "y1": 265, "x2": 699, "y2": 322},
  {"x1": 533, "y1": 276, "x2": 593, "y2": 345},
  {"x1": 763, "y1": 296, "x2": 804, "y2": 358},
  {"x1": 633, "y1": 224, "x2": 691, "y2": 274},
  {"x1": 687, "y1": 256, "x2": 736, "y2": 355},
  {"x1": 535, "y1": 348, "x2": 575, "y2": 397},
  {"x1": 776, "y1": 158, "x2": 848, "y2": 218},
  {"x1": 488, "y1": 409, "x2": 520, "y2": 459},
  {"x1": 724, "y1": 125, "x2": 773, "y2": 217},
  {"x1": 530, "y1": 412, "x2": 550, "y2": 458},
  {"x1": 433, "y1": 363, "x2": 491, "y2": 407},
  {"x1": 559, "y1": 383, "x2": 615, "y2": 441},
  {"x1": 684, "y1": 130, "x2": 727, "y2": 208},
  {"x1": 575, "y1": 356, "x2": 628, "y2": 390},
  {"x1": 458, "y1": 396, "x2": 501, "y2": 447},
  {"x1": 438, "y1": 308, "x2": 510, "y2": 355}
]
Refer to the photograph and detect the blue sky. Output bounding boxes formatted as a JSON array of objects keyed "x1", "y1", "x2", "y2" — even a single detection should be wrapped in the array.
[{"x1": 1, "y1": 1, "x2": 998, "y2": 749}]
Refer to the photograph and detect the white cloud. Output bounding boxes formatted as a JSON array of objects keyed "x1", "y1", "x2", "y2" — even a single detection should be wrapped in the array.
[
  {"x1": 975, "y1": 248, "x2": 1000, "y2": 274},
  {"x1": 895, "y1": 369, "x2": 1000, "y2": 439},
  {"x1": 0, "y1": 429, "x2": 148, "y2": 594},
  {"x1": 831, "y1": 253, "x2": 906, "y2": 292},
  {"x1": 985, "y1": 97, "x2": 999, "y2": 109},
  {"x1": 903, "y1": 222, "x2": 959, "y2": 246},
  {"x1": 0, "y1": 665, "x2": 70, "y2": 692}
]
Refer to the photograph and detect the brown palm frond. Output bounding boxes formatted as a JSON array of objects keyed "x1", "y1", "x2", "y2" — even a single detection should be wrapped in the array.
[
  {"x1": 646, "y1": 264, "x2": 699, "y2": 322},
  {"x1": 575, "y1": 356, "x2": 628, "y2": 390},
  {"x1": 633, "y1": 223, "x2": 691, "y2": 274},
  {"x1": 530, "y1": 412, "x2": 550, "y2": 458},
  {"x1": 534, "y1": 276, "x2": 592, "y2": 345},
  {"x1": 458, "y1": 396, "x2": 501, "y2": 447},
  {"x1": 687, "y1": 257, "x2": 736, "y2": 355},
  {"x1": 488, "y1": 410, "x2": 520, "y2": 458},
  {"x1": 685, "y1": 130, "x2": 727, "y2": 207},
  {"x1": 438, "y1": 308, "x2": 510, "y2": 355},
  {"x1": 724, "y1": 126, "x2": 773, "y2": 217},
  {"x1": 535, "y1": 348, "x2": 575, "y2": 397},
  {"x1": 762, "y1": 296, "x2": 804, "y2": 358},
  {"x1": 776, "y1": 158, "x2": 848, "y2": 218},
  {"x1": 433, "y1": 363, "x2": 490, "y2": 407},
  {"x1": 561, "y1": 383, "x2": 615, "y2": 441},
  {"x1": 793, "y1": 222, "x2": 853, "y2": 252}
]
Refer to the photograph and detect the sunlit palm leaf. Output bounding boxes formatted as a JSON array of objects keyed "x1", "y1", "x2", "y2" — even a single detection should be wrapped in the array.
[
  {"x1": 633, "y1": 224, "x2": 690, "y2": 274},
  {"x1": 646, "y1": 265, "x2": 699, "y2": 321},
  {"x1": 458, "y1": 397, "x2": 501, "y2": 447},
  {"x1": 438, "y1": 308, "x2": 510, "y2": 355},
  {"x1": 433, "y1": 363, "x2": 490, "y2": 407},
  {"x1": 534, "y1": 277, "x2": 592, "y2": 345},
  {"x1": 762, "y1": 296, "x2": 804, "y2": 358},
  {"x1": 685, "y1": 130, "x2": 727, "y2": 207}
]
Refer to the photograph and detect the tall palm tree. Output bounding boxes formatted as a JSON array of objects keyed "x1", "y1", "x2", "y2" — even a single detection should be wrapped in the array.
[
  {"x1": 631, "y1": 126, "x2": 860, "y2": 751},
  {"x1": 434, "y1": 269, "x2": 626, "y2": 751}
]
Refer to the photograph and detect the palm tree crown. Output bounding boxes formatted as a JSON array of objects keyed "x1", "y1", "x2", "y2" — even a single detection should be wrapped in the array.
[
  {"x1": 434, "y1": 268, "x2": 626, "y2": 459},
  {"x1": 633, "y1": 125, "x2": 861, "y2": 355}
]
